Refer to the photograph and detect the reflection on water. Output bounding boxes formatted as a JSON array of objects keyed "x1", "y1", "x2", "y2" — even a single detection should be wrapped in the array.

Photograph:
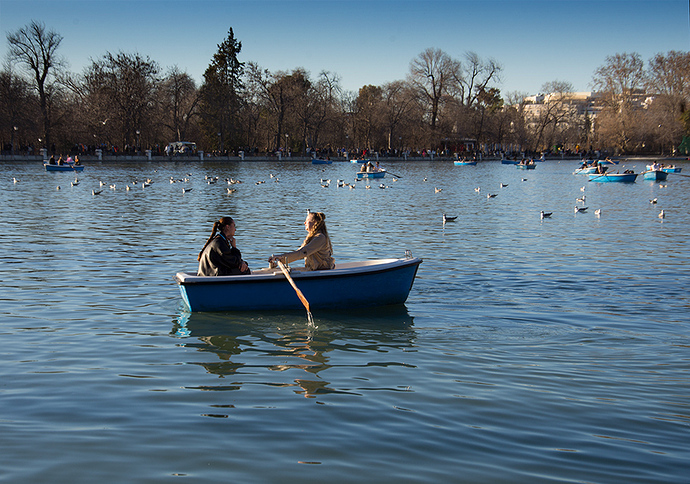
[
  {"x1": 2, "y1": 159, "x2": 690, "y2": 483},
  {"x1": 171, "y1": 306, "x2": 416, "y2": 398}
]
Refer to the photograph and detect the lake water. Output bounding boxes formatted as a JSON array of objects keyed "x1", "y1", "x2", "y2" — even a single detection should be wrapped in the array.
[{"x1": 1, "y1": 158, "x2": 688, "y2": 483}]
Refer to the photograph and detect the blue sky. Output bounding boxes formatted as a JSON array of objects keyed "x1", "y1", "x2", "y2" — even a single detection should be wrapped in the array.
[{"x1": 1, "y1": 0, "x2": 688, "y2": 97}]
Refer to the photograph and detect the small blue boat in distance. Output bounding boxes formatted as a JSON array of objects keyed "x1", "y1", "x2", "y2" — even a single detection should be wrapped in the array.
[
  {"x1": 574, "y1": 166, "x2": 597, "y2": 174},
  {"x1": 516, "y1": 161, "x2": 536, "y2": 170},
  {"x1": 454, "y1": 160, "x2": 477, "y2": 166},
  {"x1": 356, "y1": 170, "x2": 386, "y2": 179},
  {"x1": 588, "y1": 172, "x2": 638, "y2": 183},
  {"x1": 643, "y1": 170, "x2": 668, "y2": 181},
  {"x1": 312, "y1": 158, "x2": 333, "y2": 164},
  {"x1": 44, "y1": 163, "x2": 85, "y2": 172},
  {"x1": 175, "y1": 257, "x2": 422, "y2": 312}
]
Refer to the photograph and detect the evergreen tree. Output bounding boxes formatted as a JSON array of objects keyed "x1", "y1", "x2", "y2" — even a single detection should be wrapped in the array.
[{"x1": 200, "y1": 28, "x2": 244, "y2": 153}]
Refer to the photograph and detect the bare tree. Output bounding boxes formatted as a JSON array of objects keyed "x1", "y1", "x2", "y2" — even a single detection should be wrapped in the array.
[
  {"x1": 287, "y1": 68, "x2": 316, "y2": 155},
  {"x1": 528, "y1": 80, "x2": 575, "y2": 152},
  {"x1": 159, "y1": 66, "x2": 199, "y2": 142},
  {"x1": 381, "y1": 80, "x2": 416, "y2": 151},
  {"x1": 340, "y1": 89, "x2": 359, "y2": 151},
  {"x1": 0, "y1": 64, "x2": 37, "y2": 154},
  {"x1": 592, "y1": 53, "x2": 646, "y2": 153},
  {"x1": 246, "y1": 63, "x2": 291, "y2": 152},
  {"x1": 309, "y1": 71, "x2": 342, "y2": 152},
  {"x1": 458, "y1": 52, "x2": 502, "y2": 108},
  {"x1": 408, "y1": 48, "x2": 461, "y2": 130},
  {"x1": 470, "y1": 86, "x2": 503, "y2": 146},
  {"x1": 6, "y1": 20, "x2": 64, "y2": 152},
  {"x1": 502, "y1": 91, "x2": 530, "y2": 154},
  {"x1": 355, "y1": 85, "x2": 384, "y2": 150},
  {"x1": 646, "y1": 51, "x2": 690, "y2": 152},
  {"x1": 83, "y1": 51, "x2": 160, "y2": 151}
]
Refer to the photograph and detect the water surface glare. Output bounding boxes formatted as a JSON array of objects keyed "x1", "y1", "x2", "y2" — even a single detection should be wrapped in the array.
[{"x1": 1, "y1": 159, "x2": 688, "y2": 483}]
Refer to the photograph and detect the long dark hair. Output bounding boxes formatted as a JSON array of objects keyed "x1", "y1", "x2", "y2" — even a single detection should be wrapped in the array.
[{"x1": 197, "y1": 216, "x2": 234, "y2": 261}]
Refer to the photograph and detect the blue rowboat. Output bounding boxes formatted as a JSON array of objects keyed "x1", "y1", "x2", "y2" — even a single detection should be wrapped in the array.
[
  {"x1": 588, "y1": 172, "x2": 638, "y2": 183},
  {"x1": 312, "y1": 158, "x2": 333, "y2": 164},
  {"x1": 454, "y1": 160, "x2": 477, "y2": 166},
  {"x1": 662, "y1": 166, "x2": 681, "y2": 173},
  {"x1": 44, "y1": 163, "x2": 84, "y2": 172},
  {"x1": 175, "y1": 257, "x2": 422, "y2": 312},
  {"x1": 501, "y1": 159, "x2": 519, "y2": 164},
  {"x1": 356, "y1": 170, "x2": 386, "y2": 179},
  {"x1": 643, "y1": 170, "x2": 668, "y2": 181}
]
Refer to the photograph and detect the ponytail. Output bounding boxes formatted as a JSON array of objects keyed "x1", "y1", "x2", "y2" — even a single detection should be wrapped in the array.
[{"x1": 198, "y1": 217, "x2": 234, "y2": 261}]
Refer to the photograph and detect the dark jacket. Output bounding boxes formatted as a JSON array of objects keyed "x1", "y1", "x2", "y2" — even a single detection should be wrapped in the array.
[{"x1": 197, "y1": 234, "x2": 249, "y2": 276}]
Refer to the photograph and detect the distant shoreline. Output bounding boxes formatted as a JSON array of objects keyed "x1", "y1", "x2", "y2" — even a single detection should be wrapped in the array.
[{"x1": 1, "y1": 154, "x2": 687, "y2": 163}]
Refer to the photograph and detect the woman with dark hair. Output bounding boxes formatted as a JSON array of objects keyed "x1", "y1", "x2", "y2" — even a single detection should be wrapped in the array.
[
  {"x1": 268, "y1": 211, "x2": 335, "y2": 271},
  {"x1": 197, "y1": 217, "x2": 250, "y2": 276}
]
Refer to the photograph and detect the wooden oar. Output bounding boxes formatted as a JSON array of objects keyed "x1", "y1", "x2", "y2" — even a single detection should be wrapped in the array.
[
  {"x1": 276, "y1": 260, "x2": 311, "y2": 314},
  {"x1": 665, "y1": 171, "x2": 690, "y2": 178},
  {"x1": 385, "y1": 171, "x2": 403, "y2": 178}
]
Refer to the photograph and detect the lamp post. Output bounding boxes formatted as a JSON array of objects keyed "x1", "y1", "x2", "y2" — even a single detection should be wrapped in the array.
[
  {"x1": 11, "y1": 126, "x2": 17, "y2": 156},
  {"x1": 136, "y1": 130, "x2": 141, "y2": 155},
  {"x1": 285, "y1": 134, "x2": 289, "y2": 156},
  {"x1": 38, "y1": 137, "x2": 45, "y2": 161}
]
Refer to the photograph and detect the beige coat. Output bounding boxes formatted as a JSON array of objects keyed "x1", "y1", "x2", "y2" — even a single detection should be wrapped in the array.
[{"x1": 279, "y1": 233, "x2": 335, "y2": 271}]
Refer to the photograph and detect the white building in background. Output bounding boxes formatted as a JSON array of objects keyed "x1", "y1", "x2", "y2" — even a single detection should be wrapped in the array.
[
  {"x1": 522, "y1": 90, "x2": 654, "y2": 120},
  {"x1": 522, "y1": 91, "x2": 604, "y2": 120}
]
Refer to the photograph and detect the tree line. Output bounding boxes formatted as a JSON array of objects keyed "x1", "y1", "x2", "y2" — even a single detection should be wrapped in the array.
[{"x1": 2, "y1": 21, "x2": 689, "y2": 158}]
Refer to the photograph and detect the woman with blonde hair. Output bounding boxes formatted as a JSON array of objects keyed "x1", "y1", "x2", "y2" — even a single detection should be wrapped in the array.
[
  {"x1": 269, "y1": 211, "x2": 335, "y2": 271},
  {"x1": 197, "y1": 216, "x2": 250, "y2": 276}
]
